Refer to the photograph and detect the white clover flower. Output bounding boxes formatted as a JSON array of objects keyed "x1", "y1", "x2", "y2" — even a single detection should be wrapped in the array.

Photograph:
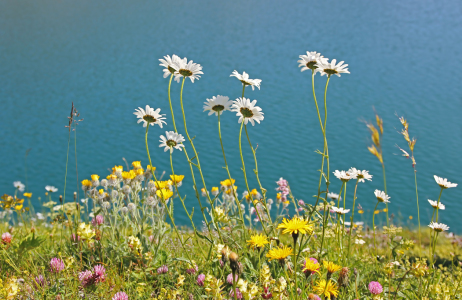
[
  {"x1": 317, "y1": 58, "x2": 350, "y2": 77},
  {"x1": 159, "y1": 131, "x2": 185, "y2": 153},
  {"x1": 13, "y1": 181, "x2": 25, "y2": 192},
  {"x1": 134, "y1": 105, "x2": 167, "y2": 128},
  {"x1": 298, "y1": 51, "x2": 328, "y2": 74},
  {"x1": 428, "y1": 222, "x2": 449, "y2": 232},
  {"x1": 433, "y1": 175, "x2": 458, "y2": 189},
  {"x1": 159, "y1": 54, "x2": 181, "y2": 78},
  {"x1": 230, "y1": 70, "x2": 262, "y2": 90},
  {"x1": 348, "y1": 168, "x2": 372, "y2": 183},
  {"x1": 374, "y1": 190, "x2": 390, "y2": 203},
  {"x1": 173, "y1": 57, "x2": 203, "y2": 83},
  {"x1": 333, "y1": 170, "x2": 356, "y2": 182},
  {"x1": 231, "y1": 97, "x2": 264, "y2": 126},
  {"x1": 45, "y1": 186, "x2": 58, "y2": 193},
  {"x1": 327, "y1": 192, "x2": 341, "y2": 201},
  {"x1": 428, "y1": 199, "x2": 445, "y2": 210},
  {"x1": 203, "y1": 95, "x2": 233, "y2": 116},
  {"x1": 355, "y1": 239, "x2": 365, "y2": 245},
  {"x1": 331, "y1": 206, "x2": 350, "y2": 215}
]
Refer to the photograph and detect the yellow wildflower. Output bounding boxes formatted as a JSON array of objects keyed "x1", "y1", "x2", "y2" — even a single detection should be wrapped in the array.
[
  {"x1": 81, "y1": 179, "x2": 92, "y2": 188},
  {"x1": 112, "y1": 165, "x2": 123, "y2": 174},
  {"x1": 323, "y1": 261, "x2": 342, "y2": 274},
  {"x1": 132, "y1": 161, "x2": 142, "y2": 170},
  {"x1": 247, "y1": 233, "x2": 269, "y2": 249},
  {"x1": 156, "y1": 188, "x2": 173, "y2": 200},
  {"x1": 91, "y1": 174, "x2": 99, "y2": 181},
  {"x1": 23, "y1": 193, "x2": 32, "y2": 198},
  {"x1": 220, "y1": 178, "x2": 235, "y2": 188},
  {"x1": 77, "y1": 223, "x2": 95, "y2": 240},
  {"x1": 170, "y1": 175, "x2": 184, "y2": 184},
  {"x1": 122, "y1": 170, "x2": 136, "y2": 180},
  {"x1": 303, "y1": 258, "x2": 321, "y2": 275},
  {"x1": 128, "y1": 236, "x2": 142, "y2": 255},
  {"x1": 277, "y1": 216, "x2": 313, "y2": 237},
  {"x1": 313, "y1": 279, "x2": 338, "y2": 299},
  {"x1": 266, "y1": 245, "x2": 293, "y2": 262},
  {"x1": 175, "y1": 275, "x2": 185, "y2": 287}
]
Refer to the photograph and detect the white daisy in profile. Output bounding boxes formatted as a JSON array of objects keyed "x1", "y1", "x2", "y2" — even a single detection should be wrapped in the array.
[
  {"x1": 159, "y1": 131, "x2": 185, "y2": 153},
  {"x1": 13, "y1": 181, "x2": 25, "y2": 192},
  {"x1": 331, "y1": 206, "x2": 350, "y2": 215},
  {"x1": 355, "y1": 239, "x2": 365, "y2": 245},
  {"x1": 173, "y1": 57, "x2": 203, "y2": 83},
  {"x1": 45, "y1": 186, "x2": 58, "y2": 193},
  {"x1": 428, "y1": 222, "x2": 449, "y2": 232},
  {"x1": 298, "y1": 51, "x2": 328, "y2": 73},
  {"x1": 203, "y1": 95, "x2": 233, "y2": 116},
  {"x1": 317, "y1": 59, "x2": 350, "y2": 77},
  {"x1": 231, "y1": 97, "x2": 264, "y2": 126},
  {"x1": 333, "y1": 170, "x2": 356, "y2": 182},
  {"x1": 433, "y1": 175, "x2": 458, "y2": 189},
  {"x1": 327, "y1": 192, "x2": 341, "y2": 201},
  {"x1": 159, "y1": 54, "x2": 181, "y2": 78},
  {"x1": 230, "y1": 70, "x2": 262, "y2": 90},
  {"x1": 348, "y1": 168, "x2": 372, "y2": 183},
  {"x1": 428, "y1": 199, "x2": 445, "y2": 210},
  {"x1": 374, "y1": 190, "x2": 390, "y2": 203},
  {"x1": 134, "y1": 105, "x2": 167, "y2": 128}
]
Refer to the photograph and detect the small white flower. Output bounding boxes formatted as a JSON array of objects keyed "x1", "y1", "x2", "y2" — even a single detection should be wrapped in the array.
[
  {"x1": 327, "y1": 192, "x2": 341, "y2": 201},
  {"x1": 434, "y1": 175, "x2": 458, "y2": 189},
  {"x1": 428, "y1": 222, "x2": 449, "y2": 232},
  {"x1": 348, "y1": 168, "x2": 372, "y2": 183},
  {"x1": 230, "y1": 70, "x2": 262, "y2": 90},
  {"x1": 203, "y1": 95, "x2": 233, "y2": 116},
  {"x1": 159, "y1": 54, "x2": 181, "y2": 78},
  {"x1": 134, "y1": 105, "x2": 167, "y2": 128},
  {"x1": 45, "y1": 186, "x2": 58, "y2": 193},
  {"x1": 298, "y1": 51, "x2": 328, "y2": 73},
  {"x1": 355, "y1": 239, "x2": 365, "y2": 245},
  {"x1": 159, "y1": 131, "x2": 185, "y2": 153},
  {"x1": 231, "y1": 97, "x2": 264, "y2": 126},
  {"x1": 374, "y1": 190, "x2": 390, "y2": 203},
  {"x1": 331, "y1": 206, "x2": 350, "y2": 215},
  {"x1": 428, "y1": 199, "x2": 445, "y2": 210},
  {"x1": 333, "y1": 170, "x2": 356, "y2": 182},
  {"x1": 317, "y1": 58, "x2": 350, "y2": 77},
  {"x1": 13, "y1": 181, "x2": 25, "y2": 192},
  {"x1": 81, "y1": 198, "x2": 88, "y2": 204},
  {"x1": 173, "y1": 57, "x2": 203, "y2": 83},
  {"x1": 36, "y1": 213, "x2": 45, "y2": 220}
]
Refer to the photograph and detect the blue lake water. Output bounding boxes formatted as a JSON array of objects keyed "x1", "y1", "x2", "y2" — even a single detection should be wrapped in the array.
[{"x1": 1, "y1": 0, "x2": 461, "y2": 231}]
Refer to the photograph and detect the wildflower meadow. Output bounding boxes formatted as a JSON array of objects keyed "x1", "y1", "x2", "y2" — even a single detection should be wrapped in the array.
[{"x1": 1, "y1": 52, "x2": 461, "y2": 300}]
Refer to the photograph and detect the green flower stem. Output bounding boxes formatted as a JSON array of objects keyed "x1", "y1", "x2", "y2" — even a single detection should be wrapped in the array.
[
  {"x1": 347, "y1": 178, "x2": 359, "y2": 263},
  {"x1": 170, "y1": 152, "x2": 199, "y2": 236},
  {"x1": 413, "y1": 168, "x2": 422, "y2": 253},
  {"x1": 335, "y1": 182, "x2": 345, "y2": 250},
  {"x1": 145, "y1": 124, "x2": 192, "y2": 263},
  {"x1": 239, "y1": 121, "x2": 269, "y2": 236},
  {"x1": 382, "y1": 162, "x2": 389, "y2": 227},
  {"x1": 165, "y1": 74, "x2": 213, "y2": 239},
  {"x1": 323, "y1": 76, "x2": 331, "y2": 190},
  {"x1": 319, "y1": 201, "x2": 328, "y2": 259},
  {"x1": 341, "y1": 181, "x2": 347, "y2": 250},
  {"x1": 372, "y1": 201, "x2": 380, "y2": 254},
  {"x1": 434, "y1": 188, "x2": 444, "y2": 222},
  {"x1": 293, "y1": 236, "x2": 299, "y2": 300},
  {"x1": 218, "y1": 112, "x2": 246, "y2": 240},
  {"x1": 244, "y1": 124, "x2": 274, "y2": 228},
  {"x1": 179, "y1": 77, "x2": 224, "y2": 243}
]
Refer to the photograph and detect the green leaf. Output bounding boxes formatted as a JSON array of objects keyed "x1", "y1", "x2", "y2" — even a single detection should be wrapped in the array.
[
  {"x1": 18, "y1": 233, "x2": 45, "y2": 254},
  {"x1": 196, "y1": 231, "x2": 213, "y2": 244}
]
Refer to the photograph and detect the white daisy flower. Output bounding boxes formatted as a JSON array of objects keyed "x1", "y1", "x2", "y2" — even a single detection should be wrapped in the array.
[
  {"x1": 434, "y1": 175, "x2": 458, "y2": 189},
  {"x1": 45, "y1": 186, "x2": 58, "y2": 193},
  {"x1": 348, "y1": 168, "x2": 373, "y2": 183},
  {"x1": 203, "y1": 95, "x2": 233, "y2": 116},
  {"x1": 317, "y1": 58, "x2": 350, "y2": 77},
  {"x1": 428, "y1": 222, "x2": 449, "y2": 232},
  {"x1": 355, "y1": 239, "x2": 365, "y2": 245},
  {"x1": 231, "y1": 97, "x2": 264, "y2": 126},
  {"x1": 173, "y1": 57, "x2": 203, "y2": 83},
  {"x1": 374, "y1": 189, "x2": 390, "y2": 203},
  {"x1": 230, "y1": 70, "x2": 262, "y2": 90},
  {"x1": 331, "y1": 206, "x2": 350, "y2": 215},
  {"x1": 159, "y1": 131, "x2": 185, "y2": 153},
  {"x1": 159, "y1": 54, "x2": 181, "y2": 78},
  {"x1": 327, "y1": 192, "x2": 341, "y2": 201},
  {"x1": 333, "y1": 170, "x2": 356, "y2": 182},
  {"x1": 428, "y1": 199, "x2": 445, "y2": 210},
  {"x1": 13, "y1": 181, "x2": 25, "y2": 192},
  {"x1": 134, "y1": 105, "x2": 167, "y2": 128},
  {"x1": 297, "y1": 51, "x2": 328, "y2": 73}
]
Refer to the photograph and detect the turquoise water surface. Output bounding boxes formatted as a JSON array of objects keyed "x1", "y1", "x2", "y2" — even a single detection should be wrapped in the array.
[{"x1": 1, "y1": 1, "x2": 461, "y2": 231}]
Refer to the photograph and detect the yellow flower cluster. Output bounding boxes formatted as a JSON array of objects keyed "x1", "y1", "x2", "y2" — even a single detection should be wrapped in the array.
[
  {"x1": 204, "y1": 275, "x2": 224, "y2": 298},
  {"x1": 214, "y1": 207, "x2": 229, "y2": 223},
  {"x1": 0, "y1": 194, "x2": 24, "y2": 211},
  {"x1": 128, "y1": 235, "x2": 142, "y2": 255},
  {"x1": 77, "y1": 223, "x2": 95, "y2": 240},
  {"x1": 0, "y1": 277, "x2": 20, "y2": 300}
]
